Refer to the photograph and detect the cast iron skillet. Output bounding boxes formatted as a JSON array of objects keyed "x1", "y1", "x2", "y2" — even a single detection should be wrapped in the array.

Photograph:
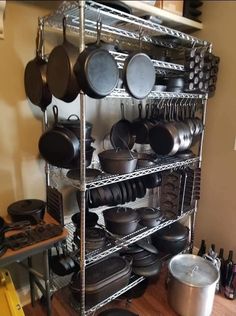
[
  {"x1": 123, "y1": 52, "x2": 155, "y2": 99},
  {"x1": 46, "y1": 16, "x2": 80, "y2": 103},
  {"x1": 110, "y1": 103, "x2": 135, "y2": 150},
  {"x1": 74, "y1": 20, "x2": 119, "y2": 99},
  {"x1": 38, "y1": 106, "x2": 80, "y2": 167},
  {"x1": 24, "y1": 18, "x2": 52, "y2": 111}
]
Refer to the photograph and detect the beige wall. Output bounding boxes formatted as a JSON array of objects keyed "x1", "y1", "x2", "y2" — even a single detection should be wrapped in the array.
[
  {"x1": 1, "y1": 0, "x2": 235, "y2": 298},
  {"x1": 194, "y1": 1, "x2": 236, "y2": 255},
  {"x1": 0, "y1": 1, "x2": 57, "y2": 215}
]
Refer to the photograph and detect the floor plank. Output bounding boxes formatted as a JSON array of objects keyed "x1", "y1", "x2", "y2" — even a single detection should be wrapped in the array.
[{"x1": 23, "y1": 269, "x2": 236, "y2": 316}]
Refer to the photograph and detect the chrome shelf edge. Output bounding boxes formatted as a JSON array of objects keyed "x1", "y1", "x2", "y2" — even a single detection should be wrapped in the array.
[
  {"x1": 44, "y1": 1, "x2": 209, "y2": 47},
  {"x1": 109, "y1": 89, "x2": 205, "y2": 99},
  {"x1": 67, "y1": 208, "x2": 196, "y2": 265},
  {"x1": 62, "y1": 157, "x2": 200, "y2": 190}
]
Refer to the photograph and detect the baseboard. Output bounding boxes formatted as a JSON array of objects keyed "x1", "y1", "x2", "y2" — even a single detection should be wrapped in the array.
[
  {"x1": 192, "y1": 246, "x2": 199, "y2": 255},
  {"x1": 17, "y1": 285, "x2": 40, "y2": 307}
]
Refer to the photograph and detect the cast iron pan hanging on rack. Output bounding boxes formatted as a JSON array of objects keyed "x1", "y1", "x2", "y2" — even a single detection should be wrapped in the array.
[
  {"x1": 46, "y1": 16, "x2": 80, "y2": 102},
  {"x1": 38, "y1": 105, "x2": 80, "y2": 167},
  {"x1": 74, "y1": 19, "x2": 119, "y2": 99},
  {"x1": 110, "y1": 102, "x2": 135, "y2": 150},
  {"x1": 122, "y1": 33, "x2": 155, "y2": 100},
  {"x1": 24, "y1": 17, "x2": 52, "y2": 111}
]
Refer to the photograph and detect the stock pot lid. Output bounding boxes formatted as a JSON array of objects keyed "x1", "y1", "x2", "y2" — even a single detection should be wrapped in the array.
[{"x1": 168, "y1": 254, "x2": 219, "y2": 287}]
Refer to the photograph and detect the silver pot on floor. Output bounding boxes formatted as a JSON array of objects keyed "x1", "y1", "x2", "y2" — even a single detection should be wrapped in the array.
[{"x1": 167, "y1": 254, "x2": 219, "y2": 316}]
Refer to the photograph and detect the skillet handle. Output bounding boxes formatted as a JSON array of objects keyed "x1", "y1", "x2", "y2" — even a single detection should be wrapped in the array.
[
  {"x1": 96, "y1": 18, "x2": 102, "y2": 46},
  {"x1": 68, "y1": 114, "x2": 80, "y2": 121},
  {"x1": 52, "y1": 105, "x2": 59, "y2": 125}
]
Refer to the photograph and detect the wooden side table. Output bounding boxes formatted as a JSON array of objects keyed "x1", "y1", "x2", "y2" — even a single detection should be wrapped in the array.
[{"x1": 0, "y1": 213, "x2": 68, "y2": 316}]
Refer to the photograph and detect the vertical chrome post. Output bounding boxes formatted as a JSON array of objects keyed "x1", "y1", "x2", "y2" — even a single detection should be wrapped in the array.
[
  {"x1": 79, "y1": 1, "x2": 86, "y2": 315},
  {"x1": 198, "y1": 96, "x2": 208, "y2": 168},
  {"x1": 43, "y1": 109, "x2": 50, "y2": 187}
]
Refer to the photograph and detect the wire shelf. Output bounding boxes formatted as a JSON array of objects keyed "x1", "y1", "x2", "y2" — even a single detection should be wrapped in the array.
[
  {"x1": 45, "y1": 1, "x2": 209, "y2": 48},
  {"x1": 53, "y1": 156, "x2": 200, "y2": 190},
  {"x1": 65, "y1": 208, "x2": 195, "y2": 265}
]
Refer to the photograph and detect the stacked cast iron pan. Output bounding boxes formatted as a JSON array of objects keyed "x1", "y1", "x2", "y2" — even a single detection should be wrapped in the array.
[{"x1": 77, "y1": 173, "x2": 161, "y2": 209}]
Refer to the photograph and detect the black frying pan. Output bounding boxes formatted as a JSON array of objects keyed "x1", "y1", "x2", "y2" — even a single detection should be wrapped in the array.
[
  {"x1": 38, "y1": 106, "x2": 80, "y2": 167},
  {"x1": 46, "y1": 16, "x2": 80, "y2": 103},
  {"x1": 74, "y1": 20, "x2": 119, "y2": 99},
  {"x1": 123, "y1": 52, "x2": 155, "y2": 99},
  {"x1": 110, "y1": 103, "x2": 135, "y2": 150},
  {"x1": 24, "y1": 18, "x2": 52, "y2": 111}
]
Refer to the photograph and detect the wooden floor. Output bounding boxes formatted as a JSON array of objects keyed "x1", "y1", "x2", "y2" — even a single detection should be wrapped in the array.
[{"x1": 23, "y1": 269, "x2": 236, "y2": 316}]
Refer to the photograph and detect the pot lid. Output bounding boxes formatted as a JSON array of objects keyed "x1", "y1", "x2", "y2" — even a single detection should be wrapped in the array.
[
  {"x1": 136, "y1": 207, "x2": 163, "y2": 220},
  {"x1": 7, "y1": 199, "x2": 45, "y2": 215},
  {"x1": 103, "y1": 207, "x2": 139, "y2": 223},
  {"x1": 59, "y1": 115, "x2": 92, "y2": 128},
  {"x1": 155, "y1": 222, "x2": 188, "y2": 241},
  {"x1": 169, "y1": 254, "x2": 219, "y2": 287},
  {"x1": 98, "y1": 149, "x2": 138, "y2": 161}
]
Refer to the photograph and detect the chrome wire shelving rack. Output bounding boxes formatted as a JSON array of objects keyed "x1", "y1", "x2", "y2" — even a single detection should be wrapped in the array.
[
  {"x1": 44, "y1": 1, "x2": 209, "y2": 48},
  {"x1": 52, "y1": 156, "x2": 200, "y2": 190},
  {"x1": 65, "y1": 208, "x2": 195, "y2": 265}
]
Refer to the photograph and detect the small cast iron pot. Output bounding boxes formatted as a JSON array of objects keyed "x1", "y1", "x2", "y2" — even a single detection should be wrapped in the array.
[
  {"x1": 103, "y1": 207, "x2": 139, "y2": 235},
  {"x1": 98, "y1": 149, "x2": 138, "y2": 174}
]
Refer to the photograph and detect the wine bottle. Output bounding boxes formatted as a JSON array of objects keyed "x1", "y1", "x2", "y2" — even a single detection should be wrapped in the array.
[
  {"x1": 222, "y1": 250, "x2": 234, "y2": 287},
  {"x1": 224, "y1": 264, "x2": 236, "y2": 299},
  {"x1": 197, "y1": 239, "x2": 206, "y2": 257},
  {"x1": 218, "y1": 248, "x2": 225, "y2": 288}
]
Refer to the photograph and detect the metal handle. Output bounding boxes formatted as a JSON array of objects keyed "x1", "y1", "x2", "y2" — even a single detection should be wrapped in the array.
[
  {"x1": 67, "y1": 114, "x2": 80, "y2": 121},
  {"x1": 52, "y1": 105, "x2": 59, "y2": 125}
]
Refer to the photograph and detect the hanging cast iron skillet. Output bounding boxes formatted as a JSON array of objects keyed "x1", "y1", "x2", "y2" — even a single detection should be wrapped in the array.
[
  {"x1": 38, "y1": 106, "x2": 80, "y2": 167},
  {"x1": 24, "y1": 18, "x2": 52, "y2": 111},
  {"x1": 110, "y1": 103, "x2": 135, "y2": 150},
  {"x1": 123, "y1": 52, "x2": 155, "y2": 99},
  {"x1": 46, "y1": 16, "x2": 80, "y2": 103},
  {"x1": 74, "y1": 20, "x2": 119, "y2": 99}
]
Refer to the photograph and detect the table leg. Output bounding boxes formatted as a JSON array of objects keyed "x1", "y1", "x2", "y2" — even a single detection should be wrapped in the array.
[
  {"x1": 43, "y1": 249, "x2": 52, "y2": 316},
  {"x1": 28, "y1": 256, "x2": 36, "y2": 307}
]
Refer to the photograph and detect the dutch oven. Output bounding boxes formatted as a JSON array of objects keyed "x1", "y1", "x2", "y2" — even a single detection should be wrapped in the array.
[
  {"x1": 98, "y1": 149, "x2": 138, "y2": 174},
  {"x1": 59, "y1": 114, "x2": 93, "y2": 140},
  {"x1": 151, "y1": 221, "x2": 189, "y2": 254},
  {"x1": 136, "y1": 207, "x2": 164, "y2": 228},
  {"x1": 103, "y1": 207, "x2": 139, "y2": 235},
  {"x1": 70, "y1": 256, "x2": 131, "y2": 308},
  {"x1": 168, "y1": 254, "x2": 219, "y2": 316},
  {"x1": 7, "y1": 199, "x2": 45, "y2": 225}
]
